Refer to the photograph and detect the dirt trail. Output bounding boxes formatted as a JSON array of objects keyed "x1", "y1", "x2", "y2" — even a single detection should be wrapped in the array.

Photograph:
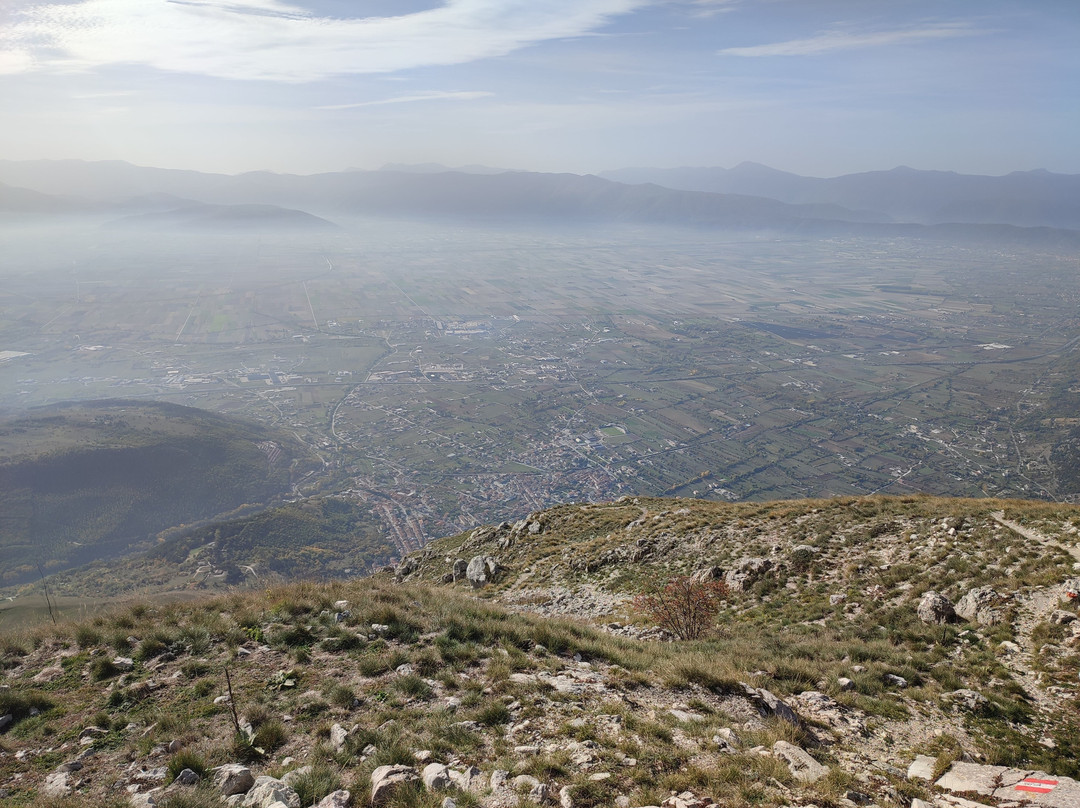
[
  {"x1": 989, "y1": 511, "x2": 1078, "y2": 734},
  {"x1": 990, "y1": 511, "x2": 1080, "y2": 563}
]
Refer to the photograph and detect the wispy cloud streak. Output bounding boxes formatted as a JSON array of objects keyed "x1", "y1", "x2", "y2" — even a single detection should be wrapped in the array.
[
  {"x1": 316, "y1": 91, "x2": 494, "y2": 110},
  {"x1": 720, "y1": 22, "x2": 982, "y2": 57},
  {"x1": 1, "y1": 0, "x2": 646, "y2": 81}
]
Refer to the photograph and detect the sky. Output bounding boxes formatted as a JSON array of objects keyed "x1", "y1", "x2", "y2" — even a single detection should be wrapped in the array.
[{"x1": 1, "y1": 0, "x2": 1078, "y2": 177}]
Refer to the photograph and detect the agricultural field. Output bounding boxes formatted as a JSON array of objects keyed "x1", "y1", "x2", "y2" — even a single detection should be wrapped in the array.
[{"x1": 2, "y1": 218, "x2": 1079, "y2": 553}]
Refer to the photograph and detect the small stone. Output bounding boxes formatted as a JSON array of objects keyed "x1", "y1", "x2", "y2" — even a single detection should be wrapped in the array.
[
  {"x1": 884, "y1": 673, "x2": 908, "y2": 688},
  {"x1": 772, "y1": 741, "x2": 828, "y2": 783},
  {"x1": 113, "y1": 657, "x2": 135, "y2": 671},
  {"x1": 314, "y1": 790, "x2": 352, "y2": 808},
  {"x1": 242, "y1": 775, "x2": 301, "y2": 808},
  {"x1": 917, "y1": 591, "x2": 956, "y2": 624},
  {"x1": 41, "y1": 771, "x2": 73, "y2": 799},
  {"x1": 174, "y1": 768, "x2": 201, "y2": 786},
  {"x1": 130, "y1": 792, "x2": 160, "y2": 808},
  {"x1": 330, "y1": 723, "x2": 348, "y2": 751},
  {"x1": 837, "y1": 677, "x2": 855, "y2": 691},
  {"x1": 283, "y1": 766, "x2": 312, "y2": 787},
  {"x1": 906, "y1": 755, "x2": 935, "y2": 781},
  {"x1": 943, "y1": 689, "x2": 989, "y2": 712},
  {"x1": 214, "y1": 764, "x2": 255, "y2": 796},
  {"x1": 371, "y1": 765, "x2": 420, "y2": 807},
  {"x1": 422, "y1": 763, "x2": 451, "y2": 792}
]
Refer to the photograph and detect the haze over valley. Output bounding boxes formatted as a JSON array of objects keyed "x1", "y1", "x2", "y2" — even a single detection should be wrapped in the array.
[{"x1": 2, "y1": 157, "x2": 1080, "y2": 597}]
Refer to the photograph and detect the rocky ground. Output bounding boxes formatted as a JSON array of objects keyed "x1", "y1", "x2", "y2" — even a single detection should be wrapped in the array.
[{"x1": 2, "y1": 495, "x2": 1080, "y2": 808}]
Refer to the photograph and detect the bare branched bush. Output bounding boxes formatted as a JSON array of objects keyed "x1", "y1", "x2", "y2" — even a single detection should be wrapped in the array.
[{"x1": 633, "y1": 576, "x2": 728, "y2": 640}]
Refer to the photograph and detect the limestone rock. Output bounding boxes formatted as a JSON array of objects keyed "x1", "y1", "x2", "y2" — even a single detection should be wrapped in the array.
[
  {"x1": 449, "y1": 766, "x2": 485, "y2": 793},
  {"x1": 395, "y1": 557, "x2": 418, "y2": 580},
  {"x1": 370, "y1": 765, "x2": 420, "y2": 807},
  {"x1": 917, "y1": 591, "x2": 955, "y2": 624},
  {"x1": 466, "y1": 556, "x2": 500, "y2": 588},
  {"x1": 772, "y1": 741, "x2": 828, "y2": 783},
  {"x1": 907, "y1": 755, "x2": 936, "y2": 781},
  {"x1": 749, "y1": 686, "x2": 799, "y2": 725},
  {"x1": 452, "y1": 559, "x2": 468, "y2": 582},
  {"x1": 1050, "y1": 610, "x2": 1076, "y2": 625},
  {"x1": 282, "y1": 766, "x2": 311, "y2": 788},
  {"x1": 956, "y1": 587, "x2": 1002, "y2": 625},
  {"x1": 422, "y1": 763, "x2": 451, "y2": 792},
  {"x1": 41, "y1": 771, "x2": 73, "y2": 799},
  {"x1": 130, "y1": 792, "x2": 160, "y2": 808},
  {"x1": 242, "y1": 776, "x2": 301, "y2": 808},
  {"x1": 314, "y1": 790, "x2": 352, "y2": 808},
  {"x1": 330, "y1": 723, "x2": 348, "y2": 751},
  {"x1": 1062, "y1": 578, "x2": 1080, "y2": 599},
  {"x1": 725, "y1": 557, "x2": 773, "y2": 592},
  {"x1": 943, "y1": 689, "x2": 989, "y2": 712},
  {"x1": 690, "y1": 566, "x2": 723, "y2": 585},
  {"x1": 174, "y1": 768, "x2": 201, "y2": 786},
  {"x1": 214, "y1": 764, "x2": 255, "y2": 796}
]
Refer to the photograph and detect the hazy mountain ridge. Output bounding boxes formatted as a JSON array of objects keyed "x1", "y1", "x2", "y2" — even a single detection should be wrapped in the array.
[
  {"x1": 2, "y1": 494, "x2": 1080, "y2": 808},
  {"x1": 599, "y1": 163, "x2": 1080, "y2": 230},
  {"x1": 102, "y1": 203, "x2": 339, "y2": 232},
  {"x1": 1, "y1": 160, "x2": 1076, "y2": 244},
  {"x1": 0, "y1": 400, "x2": 317, "y2": 588}
]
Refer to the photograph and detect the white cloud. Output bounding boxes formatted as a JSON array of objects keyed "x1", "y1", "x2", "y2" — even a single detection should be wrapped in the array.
[
  {"x1": 720, "y1": 22, "x2": 982, "y2": 57},
  {"x1": 1, "y1": 0, "x2": 647, "y2": 82},
  {"x1": 688, "y1": 0, "x2": 738, "y2": 19},
  {"x1": 316, "y1": 90, "x2": 494, "y2": 110}
]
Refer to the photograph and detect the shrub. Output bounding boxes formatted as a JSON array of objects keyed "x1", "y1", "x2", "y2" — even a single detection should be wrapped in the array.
[
  {"x1": 74, "y1": 625, "x2": 102, "y2": 648},
  {"x1": 92, "y1": 657, "x2": 124, "y2": 681},
  {"x1": 474, "y1": 701, "x2": 511, "y2": 726},
  {"x1": 254, "y1": 719, "x2": 289, "y2": 752},
  {"x1": 329, "y1": 684, "x2": 357, "y2": 709},
  {"x1": 291, "y1": 762, "x2": 342, "y2": 806},
  {"x1": 166, "y1": 749, "x2": 208, "y2": 784},
  {"x1": 0, "y1": 689, "x2": 53, "y2": 725},
  {"x1": 633, "y1": 576, "x2": 729, "y2": 640}
]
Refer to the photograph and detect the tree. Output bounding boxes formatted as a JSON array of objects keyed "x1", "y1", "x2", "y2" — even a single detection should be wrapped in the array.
[{"x1": 633, "y1": 575, "x2": 729, "y2": 640}]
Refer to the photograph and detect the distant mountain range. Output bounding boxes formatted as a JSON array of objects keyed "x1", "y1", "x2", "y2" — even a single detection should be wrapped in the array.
[
  {"x1": 600, "y1": 162, "x2": 1080, "y2": 230},
  {"x1": 0, "y1": 159, "x2": 1077, "y2": 243},
  {"x1": 103, "y1": 202, "x2": 338, "y2": 232}
]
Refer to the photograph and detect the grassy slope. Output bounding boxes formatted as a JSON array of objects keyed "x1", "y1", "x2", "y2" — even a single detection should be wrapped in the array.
[
  {"x1": 1, "y1": 495, "x2": 1078, "y2": 808},
  {"x1": 0, "y1": 400, "x2": 315, "y2": 587}
]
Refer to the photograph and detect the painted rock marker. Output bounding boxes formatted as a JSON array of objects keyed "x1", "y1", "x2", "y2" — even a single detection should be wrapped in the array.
[{"x1": 1016, "y1": 777, "x2": 1057, "y2": 795}]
